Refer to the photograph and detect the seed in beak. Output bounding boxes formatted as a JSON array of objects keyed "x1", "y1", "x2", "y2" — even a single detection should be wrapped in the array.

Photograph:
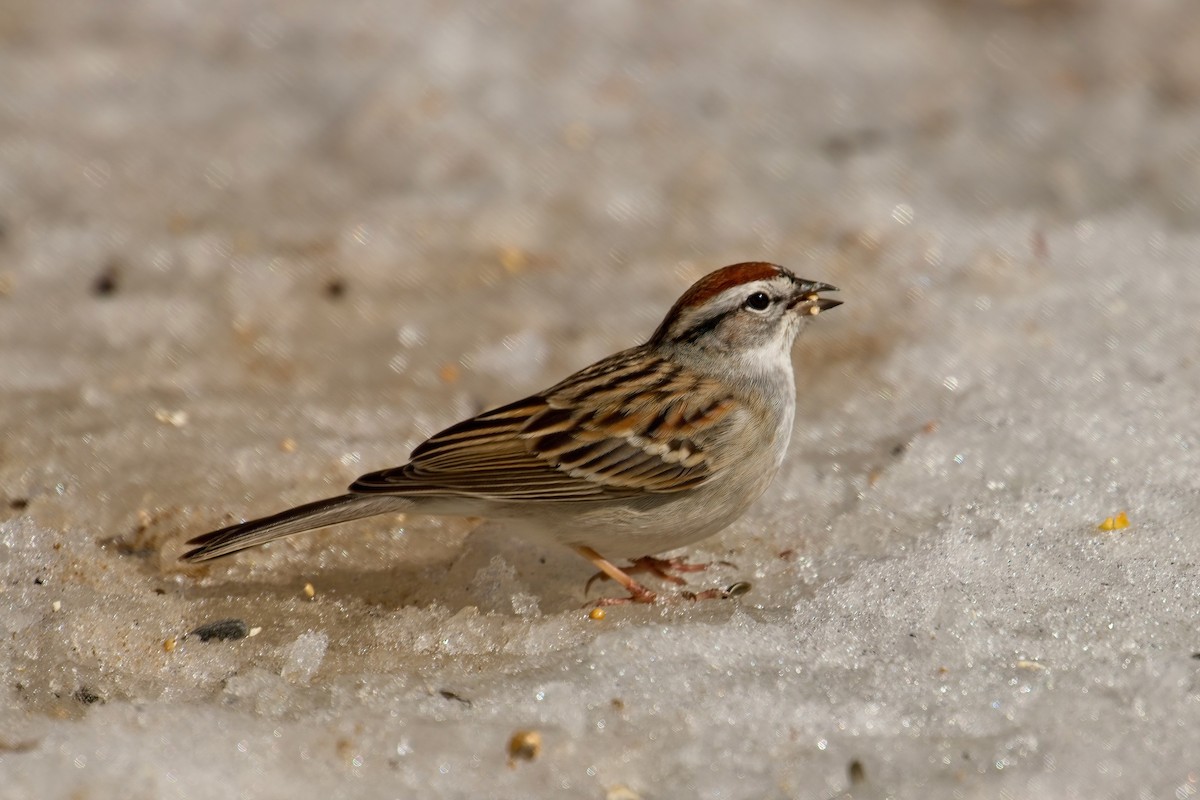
[{"x1": 807, "y1": 297, "x2": 844, "y2": 315}]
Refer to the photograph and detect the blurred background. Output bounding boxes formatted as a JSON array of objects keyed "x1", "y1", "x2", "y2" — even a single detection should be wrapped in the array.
[
  {"x1": 4, "y1": 0, "x2": 1197, "y2": 524},
  {"x1": 2, "y1": 1, "x2": 1199, "y2": 798}
]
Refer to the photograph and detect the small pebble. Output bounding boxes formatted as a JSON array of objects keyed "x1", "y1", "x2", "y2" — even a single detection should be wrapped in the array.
[
  {"x1": 92, "y1": 263, "x2": 119, "y2": 296},
  {"x1": 324, "y1": 277, "x2": 347, "y2": 299},
  {"x1": 189, "y1": 618, "x2": 249, "y2": 642},
  {"x1": 725, "y1": 581, "x2": 752, "y2": 597},
  {"x1": 51, "y1": 600, "x2": 62, "y2": 612},
  {"x1": 163, "y1": 637, "x2": 177, "y2": 653}
]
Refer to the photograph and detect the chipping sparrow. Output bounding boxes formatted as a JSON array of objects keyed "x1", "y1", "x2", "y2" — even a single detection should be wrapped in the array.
[{"x1": 182, "y1": 262, "x2": 841, "y2": 604}]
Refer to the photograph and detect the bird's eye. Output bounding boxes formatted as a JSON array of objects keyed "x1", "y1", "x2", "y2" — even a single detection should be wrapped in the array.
[{"x1": 744, "y1": 291, "x2": 771, "y2": 311}]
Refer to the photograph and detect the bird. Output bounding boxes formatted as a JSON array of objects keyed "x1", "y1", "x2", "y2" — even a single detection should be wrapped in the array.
[{"x1": 181, "y1": 262, "x2": 841, "y2": 604}]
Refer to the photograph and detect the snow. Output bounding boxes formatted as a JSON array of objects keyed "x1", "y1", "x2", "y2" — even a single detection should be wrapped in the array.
[{"x1": 2, "y1": 1, "x2": 1199, "y2": 798}]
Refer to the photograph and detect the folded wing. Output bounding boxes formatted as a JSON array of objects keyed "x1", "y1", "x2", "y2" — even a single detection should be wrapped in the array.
[{"x1": 349, "y1": 348, "x2": 739, "y2": 503}]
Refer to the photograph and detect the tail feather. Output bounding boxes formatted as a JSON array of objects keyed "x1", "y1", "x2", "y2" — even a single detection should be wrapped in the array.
[{"x1": 181, "y1": 494, "x2": 407, "y2": 562}]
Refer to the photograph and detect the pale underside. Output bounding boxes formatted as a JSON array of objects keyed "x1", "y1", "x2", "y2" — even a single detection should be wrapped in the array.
[{"x1": 348, "y1": 344, "x2": 792, "y2": 555}]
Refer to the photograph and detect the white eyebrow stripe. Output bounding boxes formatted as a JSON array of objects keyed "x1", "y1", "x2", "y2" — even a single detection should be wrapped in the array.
[{"x1": 667, "y1": 277, "x2": 792, "y2": 341}]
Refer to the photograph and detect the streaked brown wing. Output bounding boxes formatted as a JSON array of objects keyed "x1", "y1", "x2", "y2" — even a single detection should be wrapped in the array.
[{"x1": 348, "y1": 347, "x2": 740, "y2": 502}]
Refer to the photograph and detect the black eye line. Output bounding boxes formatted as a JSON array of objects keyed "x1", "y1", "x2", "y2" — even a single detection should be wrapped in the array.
[
  {"x1": 674, "y1": 308, "x2": 733, "y2": 344},
  {"x1": 669, "y1": 287, "x2": 776, "y2": 344}
]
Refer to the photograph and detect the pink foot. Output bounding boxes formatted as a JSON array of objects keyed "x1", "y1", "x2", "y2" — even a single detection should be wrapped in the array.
[
  {"x1": 585, "y1": 555, "x2": 734, "y2": 594},
  {"x1": 589, "y1": 586, "x2": 658, "y2": 607}
]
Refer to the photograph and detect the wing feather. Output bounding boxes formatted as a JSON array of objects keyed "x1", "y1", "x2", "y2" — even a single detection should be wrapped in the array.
[{"x1": 349, "y1": 347, "x2": 741, "y2": 503}]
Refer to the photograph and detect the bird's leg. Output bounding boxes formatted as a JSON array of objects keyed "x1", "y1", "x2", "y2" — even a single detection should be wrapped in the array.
[{"x1": 574, "y1": 546, "x2": 657, "y2": 605}]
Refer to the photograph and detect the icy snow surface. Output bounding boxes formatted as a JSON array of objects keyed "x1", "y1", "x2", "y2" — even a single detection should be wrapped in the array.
[{"x1": 2, "y1": 1, "x2": 1199, "y2": 798}]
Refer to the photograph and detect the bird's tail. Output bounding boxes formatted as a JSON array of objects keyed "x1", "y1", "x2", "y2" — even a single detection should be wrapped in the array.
[{"x1": 181, "y1": 494, "x2": 407, "y2": 562}]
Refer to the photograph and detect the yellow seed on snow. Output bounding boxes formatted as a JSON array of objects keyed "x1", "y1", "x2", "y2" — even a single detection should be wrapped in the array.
[
  {"x1": 498, "y1": 246, "x2": 529, "y2": 273},
  {"x1": 507, "y1": 730, "x2": 542, "y2": 766},
  {"x1": 589, "y1": 608, "x2": 606, "y2": 621},
  {"x1": 154, "y1": 408, "x2": 189, "y2": 427},
  {"x1": 1097, "y1": 511, "x2": 1130, "y2": 531}
]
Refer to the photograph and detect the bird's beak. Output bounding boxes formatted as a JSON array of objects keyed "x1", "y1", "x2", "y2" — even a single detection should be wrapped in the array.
[{"x1": 789, "y1": 281, "x2": 842, "y2": 315}]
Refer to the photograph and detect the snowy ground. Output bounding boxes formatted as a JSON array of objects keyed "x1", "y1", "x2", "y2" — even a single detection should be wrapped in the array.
[{"x1": 2, "y1": 1, "x2": 1199, "y2": 798}]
